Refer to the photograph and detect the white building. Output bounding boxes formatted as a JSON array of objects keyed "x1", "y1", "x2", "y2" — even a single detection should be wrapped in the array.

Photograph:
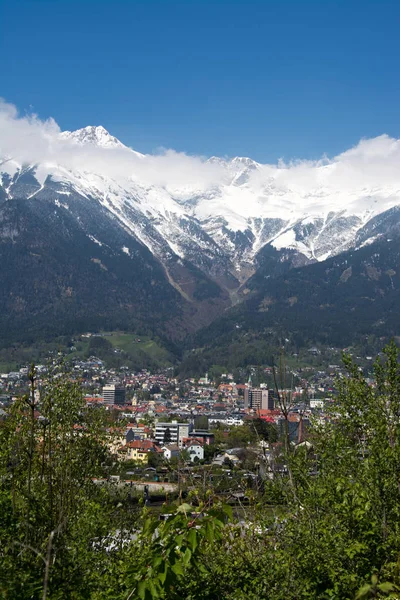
[
  {"x1": 310, "y1": 399, "x2": 324, "y2": 409},
  {"x1": 162, "y1": 444, "x2": 180, "y2": 460},
  {"x1": 209, "y1": 415, "x2": 244, "y2": 427},
  {"x1": 155, "y1": 421, "x2": 191, "y2": 448},
  {"x1": 183, "y1": 439, "x2": 204, "y2": 462}
]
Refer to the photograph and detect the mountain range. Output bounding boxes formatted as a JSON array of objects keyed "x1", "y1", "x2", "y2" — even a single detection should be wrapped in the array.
[{"x1": 1, "y1": 125, "x2": 400, "y2": 349}]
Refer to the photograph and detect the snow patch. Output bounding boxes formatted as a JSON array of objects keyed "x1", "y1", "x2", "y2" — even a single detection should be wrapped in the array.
[
  {"x1": 54, "y1": 198, "x2": 69, "y2": 210},
  {"x1": 88, "y1": 234, "x2": 103, "y2": 246},
  {"x1": 271, "y1": 229, "x2": 297, "y2": 251},
  {"x1": 359, "y1": 235, "x2": 379, "y2": 248}
]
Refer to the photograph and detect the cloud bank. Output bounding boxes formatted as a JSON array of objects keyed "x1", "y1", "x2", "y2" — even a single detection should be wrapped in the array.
[{"x1": 1, "y1": 99, "x2": 400, "y2": 195}]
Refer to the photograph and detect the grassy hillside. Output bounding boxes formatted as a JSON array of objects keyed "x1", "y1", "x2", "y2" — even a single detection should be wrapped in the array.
[{"x1": 0, "y1": 331, "x2": 176, "y2": 372}]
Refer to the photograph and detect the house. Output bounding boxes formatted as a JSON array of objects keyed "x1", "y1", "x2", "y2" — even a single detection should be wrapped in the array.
[
  {"x1": 124, "y1": 440, "x2": 163, "y2": 463},
  {"x1": 308, "y1": 347, "x2": 321, "y2": 356},
  {"x1": 106, "y1": 427, "x2": 126, "y2": 455},
  {"x1": 209, "y1": 414, "x2": 244, "y2": 427},
  {"x1": 212, "y1": 452, "x2": 241, "y2": 467},
  {"x1": 182, "y1": 438, "x2": 204, "y2": 462},
  {"x1": 125, "y1": 423, "x2": 151, "y2": 442},
  {"x1": 162, "y1": 444, "x2": 180, "y2": 461}
]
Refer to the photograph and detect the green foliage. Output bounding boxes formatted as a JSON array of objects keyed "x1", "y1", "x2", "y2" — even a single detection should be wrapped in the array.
[
  {"x1": 0, "y1": 330, "x2": 177, "y2": 373},
  {"x1": 147, "y1": 452, "x2": 164, "y2": 469},
  {"x1": 163, "y1": 427, "x2": 172, "y2": 445},
  {"x1": 213, "y1": 419, "x2": 277, "y2": 449},
  {"x1": 0, "y1": 361, "x2": 139, "y2": 599},
  {"x1": 194, "y1": 415, "x2": 209, "y2": 430},
  {"x1": 124, "y1": 503, "x2": 232, "y2": 600},
  {"x1": 142, "y1": 340, "x2": 400, "y2": 599},
  {"x1": 185, "y1": 238, "x2": 400, "y2": 375},
  {"x1": 203, "y1": 443, "x2": 219, "y2": 462},
  {"x1": 4, "y1": 343, "x2": 400, "y2": 599}
]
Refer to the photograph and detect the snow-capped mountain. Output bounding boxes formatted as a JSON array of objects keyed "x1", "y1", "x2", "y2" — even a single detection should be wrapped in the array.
[
  {"x1": 60, "y1": 125, "x2": 145, "y2": 157},
  {"x1": 60, "y1": 125, "x2": 129, "y2": 149},
  {"x1": 1, "y1": 125, "x2": 400, "y2": 315}
]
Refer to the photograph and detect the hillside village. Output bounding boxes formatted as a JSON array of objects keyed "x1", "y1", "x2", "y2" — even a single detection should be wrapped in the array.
[{"x1": 0, "y1": 338, "x2": 378, "y2": 492}]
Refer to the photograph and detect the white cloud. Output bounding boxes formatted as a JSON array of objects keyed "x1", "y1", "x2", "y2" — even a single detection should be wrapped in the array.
[
  {"x1": 0, "y1": 99, "x2": 226, "y2": 189},
  {"x1": 1, "y1": 99, "x2": 400, "y2": 202}
]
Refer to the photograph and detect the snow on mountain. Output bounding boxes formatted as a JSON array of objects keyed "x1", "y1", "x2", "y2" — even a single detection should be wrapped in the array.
[
  {"x1": 60, "y1": 125, "x2": 145, "y2": 158},
  {"x1": 2, "y1": 125, "x2": 400, "y2": 296},
  {"x1": 60, "y1": 125, "x2": 128, "y2": 150}
]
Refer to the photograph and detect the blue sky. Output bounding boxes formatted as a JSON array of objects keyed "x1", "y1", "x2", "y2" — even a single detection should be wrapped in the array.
[{"x1": 1, "y1": 0, "x2": 400, "y2": 162}]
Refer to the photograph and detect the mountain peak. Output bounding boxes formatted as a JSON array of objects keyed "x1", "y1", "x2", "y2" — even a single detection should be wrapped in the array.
[
  {"x1": 60, "y1": 125, "x2": 127, "y2": 149},
  {"x1": 231, "y1": 156, "x2": 259, "y2": 168}
]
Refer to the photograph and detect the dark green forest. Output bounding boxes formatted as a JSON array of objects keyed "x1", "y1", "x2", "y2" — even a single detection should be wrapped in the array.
[{"x1": 176, "y1": 236, "x2": 400, "y2": 376}]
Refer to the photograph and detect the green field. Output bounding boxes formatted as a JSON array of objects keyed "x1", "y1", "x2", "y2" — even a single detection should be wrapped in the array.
[
  {"x1": 106, "y1": 332, "x2": 172, "y2": 364},
  {"x1": 0, "y1": 331, "x2": 175, "y2": 373}
]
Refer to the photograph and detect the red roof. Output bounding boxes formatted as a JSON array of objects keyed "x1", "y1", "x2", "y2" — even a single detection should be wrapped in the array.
[
  {"x1": 184, "y1": 438, "x2": 204, "y2": 447},
  {"x1": 126, "y1": 439, "x2": 153, "y2": 449},
  {"x1": 257, "y1": 409, "x2": 281, "y2": 417},
  {"x1": 125, "y1": 440, "x2": 163, "y2": 453}
]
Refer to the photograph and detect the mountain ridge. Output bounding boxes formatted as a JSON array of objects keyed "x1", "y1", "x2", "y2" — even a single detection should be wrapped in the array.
[
  {"x1": 1, "y1": 124, "x2": 400, "y2": 345},
  {"x1": 2, "y1": 126, "x2": 400, "y2": 282}
]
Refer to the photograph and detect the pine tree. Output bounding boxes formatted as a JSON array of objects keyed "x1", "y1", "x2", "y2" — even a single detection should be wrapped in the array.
[{"x1": 163, "y1": 426, "x2": 172, "y2": 445}]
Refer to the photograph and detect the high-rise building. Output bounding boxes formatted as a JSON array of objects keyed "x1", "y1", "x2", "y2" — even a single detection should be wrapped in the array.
[
  {"x1": 102, "y1": 384, "x2": 126, "y2": 406},
  {"x1": 155, "y1": 421, "x2": 192, "y2": 448},
  {"x1": 244, "y1": 387, "x2": 274, "y2": 411}
]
